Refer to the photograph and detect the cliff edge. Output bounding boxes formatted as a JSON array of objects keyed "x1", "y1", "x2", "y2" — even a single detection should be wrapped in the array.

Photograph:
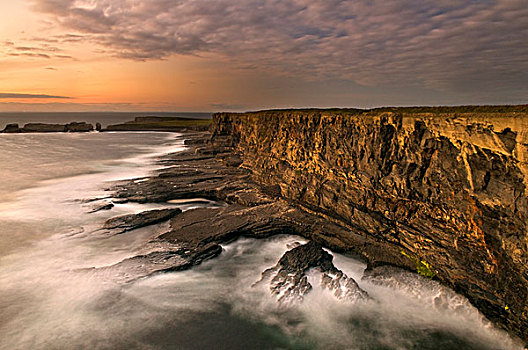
[{"x1": 211, "y1": 108, "x2": 528, "y2": 342}]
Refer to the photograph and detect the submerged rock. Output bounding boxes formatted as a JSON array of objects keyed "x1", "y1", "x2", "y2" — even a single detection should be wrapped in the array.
[
  {"x1": 95, "y1": 243, "x2": 223, "y2": 283},
  {"x1": 88, "y1": 201, "x2": 114, "y2": 213},
  {"x1": 103, "y1": 208, "x2": 182, "y2": 234},
  {"x1": 261, "y1": 241, "x2": 368, "y2": 304},
  {"x1": 82, "y1": 239, "x2": 223, "y2": 283}
]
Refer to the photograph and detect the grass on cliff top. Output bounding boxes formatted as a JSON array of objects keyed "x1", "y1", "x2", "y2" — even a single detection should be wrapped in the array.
[
  {"x1": 124, "y1": 117, "x2": 211, "y2": 127},
  {"x1": 242, "y1": 104, "x2": 528, "y2": 116}
]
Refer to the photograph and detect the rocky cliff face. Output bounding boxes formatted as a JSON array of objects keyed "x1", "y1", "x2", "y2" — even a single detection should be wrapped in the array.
[{"x1": 211, "y1": 109, "x2": 528, "y2": 342}]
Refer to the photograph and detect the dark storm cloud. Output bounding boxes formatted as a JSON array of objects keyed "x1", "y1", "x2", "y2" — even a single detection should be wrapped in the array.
[
  {"x1": 30, "y1": 0, "x2": 528, "y2": 95},
  {"x1": 0, "y1": 93, "x2": 71, "y2": 99}
]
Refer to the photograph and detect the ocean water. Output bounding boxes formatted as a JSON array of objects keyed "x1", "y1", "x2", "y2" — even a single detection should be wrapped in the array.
[{"x1": 0, "y1": 130, "x2": 524, "y2": 350}]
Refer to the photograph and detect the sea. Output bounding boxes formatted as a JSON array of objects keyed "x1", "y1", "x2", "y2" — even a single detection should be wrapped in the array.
[{"x1": 0, "y1": 113, "x2": 523, "y2": 350}]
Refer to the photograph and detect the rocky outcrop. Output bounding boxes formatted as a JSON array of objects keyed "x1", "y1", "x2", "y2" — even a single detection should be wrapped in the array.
[
  {"x1": 98, "y1": 133, "x2": 389, "y2": 285},
  {"x1": 2, "y1": 123, "x2": 21, "y2": 133},
  {"x1": 260, "y1": 241, "x2": 368, "y2": 304},
  {"x1": 103, "y1": 208, "x2": 182, "y2": 234},
  {"x1": 0, "y1": 116, "x2": 211, "y2": 133},
  {"x1": 1, "y1": 122, "x2": 95, "y2": 133},
  {"x1": 21, "y1": 123, "x2": 66, "y2": 132},
  {"x1": 88, "y1": 201, "x2": 114, "y2": 213},
  {"x1": 210, "y1": 108, "x2": 528, "y2": 342},
  {"x1": 65, "y1": 122, "x2": 93, "y2": 132}
]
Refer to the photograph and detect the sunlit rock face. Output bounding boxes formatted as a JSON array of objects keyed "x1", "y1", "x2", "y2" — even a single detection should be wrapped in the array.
[{"x1": 211, "y1": 108, "x2": 528, "y2": 342}]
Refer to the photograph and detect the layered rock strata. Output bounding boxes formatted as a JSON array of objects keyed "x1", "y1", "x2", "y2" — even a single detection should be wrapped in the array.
[
  {"x1": 210, "y1": 109, "x2": 528, "y2": 342},
  {"x1": 94, "y1": 133, "x2": 366, "y2": 283},
  {"x1": 86, "y1": 109, "x2": 528, "y2": 343}
]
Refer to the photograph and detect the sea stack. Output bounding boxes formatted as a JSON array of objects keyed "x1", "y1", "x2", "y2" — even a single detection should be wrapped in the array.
[{"x1": 2, "y1": 123, "x2": 21, "y2": 133}]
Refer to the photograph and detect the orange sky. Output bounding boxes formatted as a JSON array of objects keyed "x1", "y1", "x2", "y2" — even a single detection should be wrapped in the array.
[
  {"x1": 0, "y1": 1, "x2": 243, "y2": 111},
  {"x1": 1, "y1": 1, "x2": 527, "y2": 112}
]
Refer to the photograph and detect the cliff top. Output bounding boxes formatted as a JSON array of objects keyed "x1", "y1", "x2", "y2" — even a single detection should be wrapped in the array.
[{"x1": 218, "y1": 104, "x2": 528, "y2": 116}]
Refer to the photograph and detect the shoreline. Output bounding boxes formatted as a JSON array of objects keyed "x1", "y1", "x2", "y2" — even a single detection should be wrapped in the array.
[
  {"x1": 90, "y1": 127, "x2": 525, "y2": 346},
  {"x1": 2, "y1": 110, "x2": 526, "y2": 346}
]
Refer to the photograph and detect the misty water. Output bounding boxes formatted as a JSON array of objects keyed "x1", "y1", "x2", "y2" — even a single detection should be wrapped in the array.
[{"x1": 0, "y1": 130, "x2": 523, "y2": 349}]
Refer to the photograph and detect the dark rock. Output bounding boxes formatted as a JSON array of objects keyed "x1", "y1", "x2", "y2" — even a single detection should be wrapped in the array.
[
  {"x1": 88, "y1": 201, "x2": 114, "y2": 213},
  {"x1": 22, "y1": 123, "x2": 65, "y2": 132},
  {"x1": 260, "y1": 241, "x2": 368, "y2": 304},
  {"x1": 5, "y1": 121, "x2": 95, "y2": 133},
  {"x1": 65, "y1": 122, "x2": 94, "y2": 132},
  {"x1": 103, "y1": 208, "x2": 182, "y2": 234},
  {"x1": 2, "y1": 123, "x2": 21, "y2": 133},
  {"x1": 496, "y1": 127, "x2": 517, "y2": 154},
  {"x1": 277, "y1": 241, "x2": 335, "y2": 273},
  {"x1": 86, "y1": 241, "x2": 222, "y2": 283},
  {"x1": 95, "y1": 122, "x2": 102, "y2": 131}
]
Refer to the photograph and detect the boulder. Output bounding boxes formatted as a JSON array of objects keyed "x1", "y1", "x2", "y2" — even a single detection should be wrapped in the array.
[
  {"x1": 2, "y1": 123, "x2": 21, "y2": 133},
  {"x1": 260, "y1": 241, "x2": 368, "y2": 304}
]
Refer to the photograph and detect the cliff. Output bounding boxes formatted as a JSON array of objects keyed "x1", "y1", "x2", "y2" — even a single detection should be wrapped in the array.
[
  {"x1": 211, "y1": 108, "x2": 528, "y2": 342},
  {"x1": 103, "y1": 116, "x2": 210, "y2": 132}
]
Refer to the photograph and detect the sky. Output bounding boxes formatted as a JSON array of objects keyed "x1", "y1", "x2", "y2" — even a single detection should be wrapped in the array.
[{"x1": 0, "y1": 0, "x2": 527, "y2": 112}]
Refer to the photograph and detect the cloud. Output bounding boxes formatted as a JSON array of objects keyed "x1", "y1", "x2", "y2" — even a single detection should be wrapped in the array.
[
  {"x1": 2, "y1": 40, "x2": 72, "y2": 60},
  {"x1": 0, "y1": 93, "x2": 72, "y2": 99},
  {"x1": 8, "y1": 52, "x2": 51, "y2": 59},
  {"x1": 28, "y1": 0, "x2": 528, "y2": 96},
  {"x1": 0, "y1": 101, "x2": 150, "y2": 112}
]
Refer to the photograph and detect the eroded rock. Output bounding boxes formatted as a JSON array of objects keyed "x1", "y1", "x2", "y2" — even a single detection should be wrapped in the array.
[
  {"x1": 103, "y1": 208, "x2": 182, "y2": 234},
  {"x1": 88, "y1": 201, "x2": 114, "y2": 213},
  {"x1": 261, "y1": 241, "x2": 368, "y2": 304},
  {"x1": 22, "y1": 123, "x2": 65, "y2": 132},
  {"x1": 211, "y1": 110, "x2": 528, "y2": 342},
  {"x1": 1, "y1": 122, "x2": 95, "y2": 133},
  {"x1": 2, "y1": 123, "x2": 21, "y2": 133},
  {"x1": 65, "y1": 122, "x2": 94, "y2": 132}
]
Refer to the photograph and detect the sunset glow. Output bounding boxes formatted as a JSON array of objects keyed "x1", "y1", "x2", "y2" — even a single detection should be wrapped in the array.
[{"x1": 1, "y1": 0, "x2": 527, "y2": 111}]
